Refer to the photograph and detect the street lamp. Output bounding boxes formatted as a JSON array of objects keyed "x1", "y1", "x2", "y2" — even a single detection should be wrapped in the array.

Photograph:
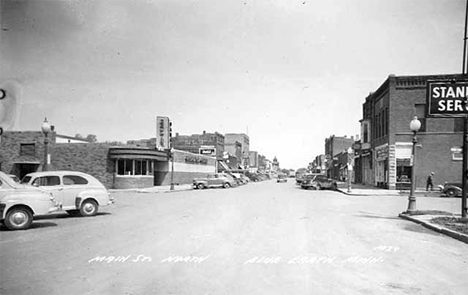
[
  {"x1": 170, "y1": 147, "x2": 175, "y2": 190},
  {"x1": 406, "y1": 116, "x2": 421, "y2": 213},
  {"x1": 41, "y1": 117, "x2": 52, "y2": 171},
  {"x1": 347, "y1": 147, "x2": 353, "y2": 193}
]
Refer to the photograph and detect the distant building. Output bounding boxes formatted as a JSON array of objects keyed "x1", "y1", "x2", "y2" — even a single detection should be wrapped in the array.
[
  {"x1": 324, "y1": 135, "x2": 355, "y2": 180},
  {"x1": 171, "y1": 131, "x2": 225, "y2": 160},
  {"x1": 249, "y1": 151, "x2": 258, "y2": 171},
  {"x1": 225, "y1": 133, "x2": 250, "y2": 168}
]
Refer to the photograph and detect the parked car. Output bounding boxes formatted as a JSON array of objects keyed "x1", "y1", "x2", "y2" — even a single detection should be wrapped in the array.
[
  {"x1": 277, "y1": 174, "x2": 288, "y2": 183},
  {"x1": 440, "y1": 182, "x2": 463, "y2": 198},
  {"x1": 193, "y1": 173, "x2": 236, "y2": 189},
  {"x1": 230, "y1": 173, "x2": 247, "y2": 185},
  {"x1": 301, "y1": 174, "x2": 338, "y2": 190},
  {"x1": 8, "y1": 174, "x2": 20, "y2": 183},
  {"x1": 21, "y1": 171, "x2": 115, "y2": 217},
  {"x1": 0, "y1": 171, "x2": 61, "y2": 230}
]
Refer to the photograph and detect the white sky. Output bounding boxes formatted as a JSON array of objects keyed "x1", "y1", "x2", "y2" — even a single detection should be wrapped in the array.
[{"x1": 0, "y1": 0, "x2": 465, "y2": 169}]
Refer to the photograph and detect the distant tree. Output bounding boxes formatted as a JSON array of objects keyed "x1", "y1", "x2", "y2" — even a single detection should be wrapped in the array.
[
  {"x1": 75, "y1": 133, "x2": 83, "y2": 139},
  {"x1": 86, "y1": 134, "x2": 97, "y2": 143}
]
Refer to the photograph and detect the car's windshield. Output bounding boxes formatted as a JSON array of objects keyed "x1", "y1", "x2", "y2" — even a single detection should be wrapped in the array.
[{"x1": 20, "y1": 176, "x2": 31, "y2": 184}]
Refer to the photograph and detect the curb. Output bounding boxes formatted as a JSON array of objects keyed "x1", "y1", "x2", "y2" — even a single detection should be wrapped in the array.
[{"x1": 398, "y1": 214, "x2": 468, "y2": 244}]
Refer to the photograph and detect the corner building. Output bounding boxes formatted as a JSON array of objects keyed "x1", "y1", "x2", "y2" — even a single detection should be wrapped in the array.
[{"x1": 358, "y1": 74, "x2": 465, "y2": 190}]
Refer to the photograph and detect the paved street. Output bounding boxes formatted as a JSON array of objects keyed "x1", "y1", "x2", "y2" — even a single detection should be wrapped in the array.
[{"x1": 1, "y1": 180, "x2": 467, "y2": 295}]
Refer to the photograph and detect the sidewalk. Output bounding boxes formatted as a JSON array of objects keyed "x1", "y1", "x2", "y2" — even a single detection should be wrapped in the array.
[
  {"x1": 398, "y1": 211, "x2": 468, "y2": 244},
  {"x1": 109, "y1": 184, "x2": 193, "y2": 194},
  {"x1": 337, "y1": 182, "x2": 443, "y2": 197}
]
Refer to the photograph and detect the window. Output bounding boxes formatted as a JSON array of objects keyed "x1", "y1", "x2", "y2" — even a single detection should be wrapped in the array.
[
  {"x1": 63, "y1": 175, "x2": 88, "y2": 185},
  {"x1": 415, "y1": 104, "x2": 426, "y2": 132},
  {"x1": 20, "y1": 143, "x2": 35, "y2": 157},
  {"x1": 116, "y1": 159, "x2": 154, "y2": 176},
  {"x1": 33, "y1": 176, "x2": 60, "y2": 186}
]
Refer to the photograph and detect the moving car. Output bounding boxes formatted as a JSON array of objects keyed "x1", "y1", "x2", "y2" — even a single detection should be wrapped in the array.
[
  {"x1": 193, "y1": 173, "x2": 236, "y2": 189},
  {"x1": 277, "y1": 174, "x2": 288, "y2": 183},
  {"x1": 21, "y1": 171, "x2": 115, "y2": 217},
  {"x1": 0, "y1": 171, "x2": 61, "y2": 230},
  {"x1": 301, "y1": 174, "x2": 338, "y2": 190},
  {"x1": 440, "y1": 182, "x2": 463, "y2": 198}
]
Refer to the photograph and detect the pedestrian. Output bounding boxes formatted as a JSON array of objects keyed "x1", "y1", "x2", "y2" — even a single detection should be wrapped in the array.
[{"x1": 426, "y1": 172, "x2": 434, "y2": 191}]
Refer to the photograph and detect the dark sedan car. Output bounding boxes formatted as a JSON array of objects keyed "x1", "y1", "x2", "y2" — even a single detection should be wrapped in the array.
[
  {"x1": 301, "y1": 174, "x2": 337, "y2": 190},
  {"x1": 440, "y1": 182, "x2": 463, "y2": 197}
]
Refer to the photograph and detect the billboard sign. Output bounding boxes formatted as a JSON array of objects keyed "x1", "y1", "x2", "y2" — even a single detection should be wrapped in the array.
[
  {"x1": 427, "y1": 80, "x2": 468, "y2": 117},
  {"x1": 156, "y1": 116, "x2": 170, "y2": 150},
  {"x1": 199, "y1": 146, "x2": 216, "y2": 156}
]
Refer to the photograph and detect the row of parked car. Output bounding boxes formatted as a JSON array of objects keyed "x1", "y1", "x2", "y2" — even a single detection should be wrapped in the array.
[
  {"x1": 296, "y1": 173, "x2": 338, "y2": 191},
  {"x1": 0, "y1": 171, "x2": 115, "y2": 231},
  {"x1": 192, "y1": 171, "x2": 274, "y2": 189}
]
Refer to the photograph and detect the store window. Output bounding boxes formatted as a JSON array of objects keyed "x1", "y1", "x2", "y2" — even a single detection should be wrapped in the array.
[{"x1": 116, "y1": 159, "x2": 154, "y2": 176}]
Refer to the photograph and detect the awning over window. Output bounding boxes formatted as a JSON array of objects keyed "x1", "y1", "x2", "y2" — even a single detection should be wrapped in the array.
[{"x1": 217, "y1": 160, "x2": 230, "y2": 172}]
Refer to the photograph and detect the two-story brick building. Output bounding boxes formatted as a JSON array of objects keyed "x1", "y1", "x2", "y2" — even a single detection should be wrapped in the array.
[{"x1": 356, "y1": 73, "x2": 465, "y2": 190}]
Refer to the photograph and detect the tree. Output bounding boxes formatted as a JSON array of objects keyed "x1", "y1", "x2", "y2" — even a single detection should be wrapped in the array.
[
  {"x1": 86, "y1": 134, "x2": 97, "y2": 143},
  {"x1": 75, "y1": 133, "x2": 83, "y2": 139}
]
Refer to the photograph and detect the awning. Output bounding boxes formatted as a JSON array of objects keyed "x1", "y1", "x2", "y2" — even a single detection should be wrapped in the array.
[{"x1": 217, "y1": 160, "x2": 230, "y2": 172}]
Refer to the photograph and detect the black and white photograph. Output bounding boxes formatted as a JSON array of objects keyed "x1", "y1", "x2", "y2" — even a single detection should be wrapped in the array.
[{"x1": 1, "y1": 0, "x2": 467, "y2": 294}]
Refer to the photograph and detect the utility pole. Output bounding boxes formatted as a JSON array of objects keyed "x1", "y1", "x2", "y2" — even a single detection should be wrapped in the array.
[{"x1": 462, "y1": 0, "x2": 468, "y2": 218}]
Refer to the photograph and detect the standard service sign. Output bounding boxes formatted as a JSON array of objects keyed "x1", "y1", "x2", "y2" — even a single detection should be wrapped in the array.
[{"x1": 427, "y1": 80, "x2": 468, "y2": 117}]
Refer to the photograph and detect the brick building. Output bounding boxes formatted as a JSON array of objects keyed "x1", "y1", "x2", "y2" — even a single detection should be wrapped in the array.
[
  {"x1": 324, "y1": 135, "x2": 355, "y2": 179},
  {"x1": 356, "y1": 73, "x2": 465, "y2": 190},
  {"x1": 225, "y1": 133, "x2": 250, "y2": 168},
  {"x1": 0, "y1": 131, "x2": 216, "y2": 189}
]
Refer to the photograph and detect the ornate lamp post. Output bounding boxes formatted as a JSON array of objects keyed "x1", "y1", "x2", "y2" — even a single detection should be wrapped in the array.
[
  {"x1": 347, "y1": 147, "x2": 353, "y2": 193},
  {"x1": 406, "y1": 116, "x2": 421, "y2": 213},
  {"x1": 41, "y1": 118, "x2": 52, "y2": 171},
  {"x1": 170, "y1": 147, "x2": 175, "y2": 191}
]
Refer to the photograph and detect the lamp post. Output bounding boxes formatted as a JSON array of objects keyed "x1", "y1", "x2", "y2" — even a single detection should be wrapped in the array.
[
  {"x1": 406, "y1": 116, "x2": 421, "y2": 213},
  {"x1": 41, "y1": 117, "x2": 51, "y2": 171},
  {"x1": 347, "y1": 147, "x2": 353, "y2": 193},
  {"x1": 170, "y1": 147, "x2": 175, "y2": 191}
]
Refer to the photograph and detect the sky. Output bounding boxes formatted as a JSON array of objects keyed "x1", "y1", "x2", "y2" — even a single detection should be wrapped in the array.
[{"x1": 0, "y1": 0, "x2": 465, "y2": 170}]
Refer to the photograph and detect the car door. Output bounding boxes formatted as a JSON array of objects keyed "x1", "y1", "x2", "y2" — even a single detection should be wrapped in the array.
[
  {"x1": 31, "y1": 175, "x2": 64, "y2": 204},
  {"x1": 61, "y1": 175, "x2": 90, "y2": 210}
]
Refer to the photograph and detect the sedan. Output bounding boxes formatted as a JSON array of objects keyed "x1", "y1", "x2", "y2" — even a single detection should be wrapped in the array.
[
  {"x1": 301, "y1": 174, "x2": 338, "y2": 190},
  {"x1": 0, "y1": 171, "x2": 61, "y2": 230},
  {"x1": 440, "y1": 182, "x2": 463, "y2": 198},
  {"x1": 21, "y1": 171, "x2": 115, "y2": 217}
]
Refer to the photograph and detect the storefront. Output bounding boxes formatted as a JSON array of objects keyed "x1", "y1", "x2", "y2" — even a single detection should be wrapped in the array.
[{"x1": 374, "y1": 144, "x2": 388, "y2": 188}]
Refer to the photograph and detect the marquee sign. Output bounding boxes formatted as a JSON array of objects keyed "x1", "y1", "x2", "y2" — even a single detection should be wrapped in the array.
[
  {"x1": 427, "y1": 80, "x2": 468, "y2": 117},
  {"x1": 199, "y1": 146, "x2": 216, "y2": 156}
]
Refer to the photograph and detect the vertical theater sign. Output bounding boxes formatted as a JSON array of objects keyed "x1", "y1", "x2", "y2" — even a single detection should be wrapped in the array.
[{"x1": 156, "y1": 116, "x2": 170, "y2": 151}]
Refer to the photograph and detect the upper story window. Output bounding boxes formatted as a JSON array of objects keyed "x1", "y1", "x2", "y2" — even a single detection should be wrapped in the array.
[
  {"x1": 415, "y1": 104, "x2": 426, "y2": 132},
  {"x1": 20, "y1": 143, "x2": 35, "y2": 157}
]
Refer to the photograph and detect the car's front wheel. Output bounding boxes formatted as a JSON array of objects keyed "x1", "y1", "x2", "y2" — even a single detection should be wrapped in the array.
[
  {"x1": 4, "y1": 207, "x2": 33, "y2": 230},
  {"x1": 80, "y1": 199, "x2": 98, "y2": 217},
  {"x1": 445, "y1": 188, "x2": 458, "y2": 198},
  {"x1": 223, "y1": 182, "x2": 231, "y2": 188},
  {"x1": 197, "y1": 183, "x2": 205, "y2": 189}
]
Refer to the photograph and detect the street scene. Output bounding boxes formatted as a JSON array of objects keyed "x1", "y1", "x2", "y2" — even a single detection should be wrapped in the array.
[
  {"x1": 1, "y1": 180, "x2": 466, "y2": 295},
  {"x1": 1, "y1": 0, "x2": 468, "y2": 294}
]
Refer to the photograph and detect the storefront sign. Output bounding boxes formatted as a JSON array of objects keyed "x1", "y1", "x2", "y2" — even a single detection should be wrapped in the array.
[
  {"x1": 375, "y1": 145, "x2": 388, "y2": 161},
  {"x1": 156, "y1": 116, "x2": 170, "y2": 150},
  {"x1": 185, "y1": 156, "x2": 208, "y2": 165},
  {"x1": 427, "y1": 80, "x2": 468, "y2": 117},
  {"x1": 199, "y1": 146, "x2": 216, "y2": 156}
]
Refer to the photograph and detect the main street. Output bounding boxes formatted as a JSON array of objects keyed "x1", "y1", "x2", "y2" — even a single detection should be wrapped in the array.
[{"x1": 1, "y1": 180, "x2": 466, "y2": 295}]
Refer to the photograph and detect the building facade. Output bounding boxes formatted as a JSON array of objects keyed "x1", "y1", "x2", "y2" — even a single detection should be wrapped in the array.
[
  {"x1": 0, "y1": 131, "x2": 216, "y2": 189},
  {"x1": 225, "y1": 133, "x2": 250, "y2": 168},
  {"x1": 324, "y1": 135, "x2": 355, "y2": 180},
  {"x1": 356, "y1": 74, "x2": 465, "y2": 190}
]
